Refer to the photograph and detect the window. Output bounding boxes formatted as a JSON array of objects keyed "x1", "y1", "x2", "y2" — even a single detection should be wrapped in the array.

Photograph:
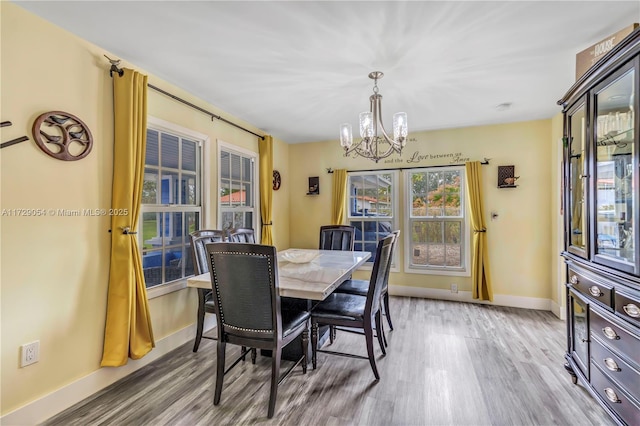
[
  {"x1": 347, "y1": 171, "x2": 398, "y2": 265},
  {"x1": 406, "y1": 166, "x2": 468, "y2": 275},
  {"x1": 218, "y1": 142, "x2": 257, "y2": 234},
  {"x1": 140, "y1": 119, "x2": 203, "y2": 290}
]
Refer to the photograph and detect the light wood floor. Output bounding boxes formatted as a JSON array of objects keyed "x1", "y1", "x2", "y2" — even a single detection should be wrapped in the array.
[{"x1": 44, "y1": 297, "x2": 614, "y2": 426}]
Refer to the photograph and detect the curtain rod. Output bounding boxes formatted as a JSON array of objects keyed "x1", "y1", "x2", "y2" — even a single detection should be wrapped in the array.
[
  {"x1": 105, "y1": 55, "x2": 264, "y2": 140},
  {"x1": 326, "y1": 158, "x2": 490, "y2": 173}
]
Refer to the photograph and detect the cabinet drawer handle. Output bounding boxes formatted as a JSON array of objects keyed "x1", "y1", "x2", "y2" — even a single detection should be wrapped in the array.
[
  {"x1": 604, "y1": 388, "x2": 621, "y2": 404},
  {"x1": 602, "y1": 327, "x2": 620, "y2": 340},
  {"x1": 622, "y1": 303, "x2": 640, "y2": 318},
  {"x1": 570, "y1": 275, "x2": 578, "y2": 284},
  {"x1": 589, "y1": 286, "x2": 603, "y2": 297},
  {"x1": 603, "y1": 358, "x2": 620, "y2": 372}
]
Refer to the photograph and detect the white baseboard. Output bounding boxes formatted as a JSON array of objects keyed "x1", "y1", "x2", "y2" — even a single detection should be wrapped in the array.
[
  {"x1": 550, "y1": 300, "x2": 566, "y2": 320},
  {"x1": 388, "y1": 285, "x2": 552, "y2": 311},
  {"x1": 1, "y1": 316, "x2": 215, "y2": 426}
]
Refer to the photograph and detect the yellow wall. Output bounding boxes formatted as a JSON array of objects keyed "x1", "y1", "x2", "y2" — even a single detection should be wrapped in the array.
[
  {"x1": 289, "y1": 120, "x2": 555, "y2": 299},
  {"x1": 0, "y1": 3, "x2": 289, "y2": 415}
]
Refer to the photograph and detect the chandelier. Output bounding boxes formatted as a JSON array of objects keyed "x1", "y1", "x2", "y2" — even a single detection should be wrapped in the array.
[{"x1": 339, "y1": 71, "x2": 408, "y2": 163}]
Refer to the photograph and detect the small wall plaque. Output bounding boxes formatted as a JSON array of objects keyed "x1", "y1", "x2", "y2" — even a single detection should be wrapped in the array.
[
  {"x1": 307, "y1": 176, "x2": 319, "y2": 195},
  {"x1": 498, "y1": 165, "x2": 519, "y2": 188}
]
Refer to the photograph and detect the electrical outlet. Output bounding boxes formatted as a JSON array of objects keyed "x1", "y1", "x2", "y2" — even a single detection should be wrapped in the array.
[
  {"x1": 21, "y1": 341, "x2": 39, "y2": 367},
  {"x1": 450, "y1": 283, "x2": 458, "y2": 293}
]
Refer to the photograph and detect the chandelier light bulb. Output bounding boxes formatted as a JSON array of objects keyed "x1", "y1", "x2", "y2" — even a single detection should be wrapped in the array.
[
  {"x1": 339, "y1": 123, "x2": 353, "y2": 148},
  {"x1": 359, "y1": 112, "x2": 373, "y2": 138}
]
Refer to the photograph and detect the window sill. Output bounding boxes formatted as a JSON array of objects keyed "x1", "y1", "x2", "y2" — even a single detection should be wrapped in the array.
[
  {"x1": 146, "y1": 278, "x2": 189, "y2": 299},
  {"x1": 405, "y1": 267, "x2": 470, "y2": 277}
]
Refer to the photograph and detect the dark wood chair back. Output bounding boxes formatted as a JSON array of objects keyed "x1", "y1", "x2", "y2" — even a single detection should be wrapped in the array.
[
  {"x1": 207, "y1": 242, "x2": 279, "y2": 340},
  {"x1": 228, "y1": 228, "x2": 256, "y2": 243},
  {"x1": 365, "y1": 234, "x2": 395, "y2": 318},
  {"x1": 189, "y1": 229, "x2": 225, "y2": 274},
  {"x1": 319, "y1": 225, "x2": 355, "y2": 251}
]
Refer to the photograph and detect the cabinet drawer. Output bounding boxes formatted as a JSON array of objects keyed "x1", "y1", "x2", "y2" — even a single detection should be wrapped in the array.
[
  {"x1": 615, "y1": 289, "x2": 640, "y2": 328},
  {"x1": 568, "y1": 267, "x2": 613, "y2": 308},
  {"x1": 590, "y1": 362, "x2": 640, "y2": 426},
  {"x1": 590, "y1": 309, "x2": 640, "y2": 368},
  {"x1": 591, "y1": 336, "x2": 640, "y2": 398}
]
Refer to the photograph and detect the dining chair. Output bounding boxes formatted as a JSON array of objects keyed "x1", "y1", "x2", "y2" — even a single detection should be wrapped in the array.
[
  {"x1": 189, "y1": 230, "x2": 225, "y2": 352},
  {"x1": 319, "y1": 225, "x2": 355, "y2": 251},
  {"x1": 318, "y1": 225, "x2": 355, "y2": 343},
  {"x1": 310, "y1": 233, "x2": 394, "y2": 380},
  {"x1": 334, "y1": 230, "x2": 400, "y2": 344},
  {"x1": 228, "y1": 227, "x2": 256, "y2": 243},
  {"x1": 206, "y1": 242, "x2": 310, "y2": 418}
]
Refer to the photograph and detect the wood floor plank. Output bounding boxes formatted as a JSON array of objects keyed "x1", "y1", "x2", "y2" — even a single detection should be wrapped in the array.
[{"x1": 43, "y1": 297, "x2": 615, "y2": 426}]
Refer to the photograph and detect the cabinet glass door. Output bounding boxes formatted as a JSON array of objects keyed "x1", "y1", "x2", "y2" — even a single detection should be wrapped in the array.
[
  {"x1": 570, "y1": 289, "x2": 590, "y2": 379},
  {"x1": 594, "y1": 66, "x2": 636, "y2": 272},
  {"x1": 567, "y1": 102, "x2": 588, "y2": 257}
]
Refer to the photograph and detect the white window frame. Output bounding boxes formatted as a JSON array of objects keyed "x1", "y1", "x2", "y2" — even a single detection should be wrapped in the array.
[
  {"x1": 404, "y1": 166, "x2": 470, "y2": 277},
  {"x1": 143, "y1": 117, "x2": 208, "y2": 299},
  {"x1": 217, "y1": 140, "x2": 259, "y2": 238},
  {"x1": 345, "y1": 170, "x2": 399, "y2": 271}
]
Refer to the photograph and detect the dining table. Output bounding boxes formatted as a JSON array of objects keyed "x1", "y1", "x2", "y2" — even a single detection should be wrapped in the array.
[
  {"x1": 186, "y1": 248, "x2": 371, "y2": 300},
  {"x1": 187, "y1": 247, "x2": 371, "y2": 360}
]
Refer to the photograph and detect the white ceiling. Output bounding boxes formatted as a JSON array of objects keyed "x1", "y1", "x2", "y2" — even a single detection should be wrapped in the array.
[{"x1": 14, "y1": 1, "x2": 640, "y2": 144}]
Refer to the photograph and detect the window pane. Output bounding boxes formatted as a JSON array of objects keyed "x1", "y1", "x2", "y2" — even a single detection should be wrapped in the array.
[
  {"x1": 181, "y1": 173, "x2": 196, "y2": 205},
  {"x1": 165, "y1": 246, "x2": 183, "y2": 282},
  {"x1": 142, "y1": 168, "x2": 158, "y2": 204},
  {"x1": 185, "y1": 212, "x2": 199, "y2": 237},
  {"x1": 220, "y1": 151, "x2": 230, "y2": 179},
  {"x1": 243, "y1": 183, "x2": 252, "y2": 207},
  {"x1": 446, "y1": 245, "x2": 462, "y2": 267},
  {"x1": 160, "y1": 171, "x2": 180, "y2": 204},
  {"x1": 244, "y1": 212, "x2": 253, "y2": 229},
  {"x1": 161, "y1": 134, "x2": 179, "y2": 169},
  {"x1": 164, "y1": 212, "x2": 184, "y2": 246},
  {"x1": 231, "y1": 153, "x2": 241, "y2": 180},
  {"x1": 233, "y1": 211, "x2": 244, "y2": 229},
  {"x1": 146, "y1": 130, "x2": 159, "y2": 166},
  {"x1": 182, "y1": 139, "x2": 197, "y2": 171},
  {"x1": 230, "y1": 183, "x2": 244, "y2": 206},
  {"x1": 426, "y1": 222, "x2": 442, "y2": 243},
  {"x1": 142, "y1": 249, "x2": 163, "y2": 287},
  {"x1": 242, "y1": 157, "x2": 252, "y2": 181},
  {"x1": 427, "y1": 171, "x2": 444, "y2": 216},
  {"x1": 142, "y1": 212, "x2": 162, "y2": 250},
  {"x1": 444, "y1": 221, "x2": 461, "y2": 244},
  {"x1": 427, "y1": 245, "x2": 445, "y2": 266},
  {"x1": 443, "y1": 170, "x2": 462, "y2": 217},
  {"x1": 221, "y1": 212, "x2": 233, "y2": 232},
  {"x1": 220, "y1": 179, "x2": 231, "y2": 206}
]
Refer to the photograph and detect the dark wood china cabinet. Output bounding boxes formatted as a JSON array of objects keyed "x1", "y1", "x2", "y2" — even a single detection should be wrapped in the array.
[{"x1": 559, "y1": 27, "x2": 640, "y2": 426}]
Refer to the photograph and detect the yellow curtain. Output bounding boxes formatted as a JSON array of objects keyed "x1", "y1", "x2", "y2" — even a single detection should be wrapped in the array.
[
  {"x1": 465, "y1": 161, "x2": 493, "y2": 302},
  {"x1": 331, "y1": 169, "x2": 347, "y2": 225},
  {"x1": 259, "y1": 135, "x2": 273, "y2": 245},
  {"x1": 101, "y1": 69, "x2": 155, "y2": 367}
]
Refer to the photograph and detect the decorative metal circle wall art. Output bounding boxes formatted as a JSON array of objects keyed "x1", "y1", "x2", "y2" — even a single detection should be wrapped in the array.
[
  {"x1": 32, "y1": 111, "x2": 93, "y2": 161},
  {"x1": 273, "y1": 170, "x2": 281, "y2": 190}
]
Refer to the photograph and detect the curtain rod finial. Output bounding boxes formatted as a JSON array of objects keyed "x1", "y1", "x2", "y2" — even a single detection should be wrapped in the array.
[
  {"x1": 104, "y1": 54, "x2": 123, "y2": 77},
  {"x1": 326, "y1": 168, "x2": 334, "y2": 174}
]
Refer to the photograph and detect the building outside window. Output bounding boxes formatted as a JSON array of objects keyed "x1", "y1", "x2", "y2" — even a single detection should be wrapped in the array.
[
  {"x1": 406, "y1": 166, "x2": 468, "y2": 275},
  {"x1": 347, "y1": 171, "x2": 398, "y2": 265},
  {"x1": 140, "y1": 120, "x2": 203, "y2": 289},
  {"x1": 218, "y1": 142, "x2": 257, "y2": 235}
]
